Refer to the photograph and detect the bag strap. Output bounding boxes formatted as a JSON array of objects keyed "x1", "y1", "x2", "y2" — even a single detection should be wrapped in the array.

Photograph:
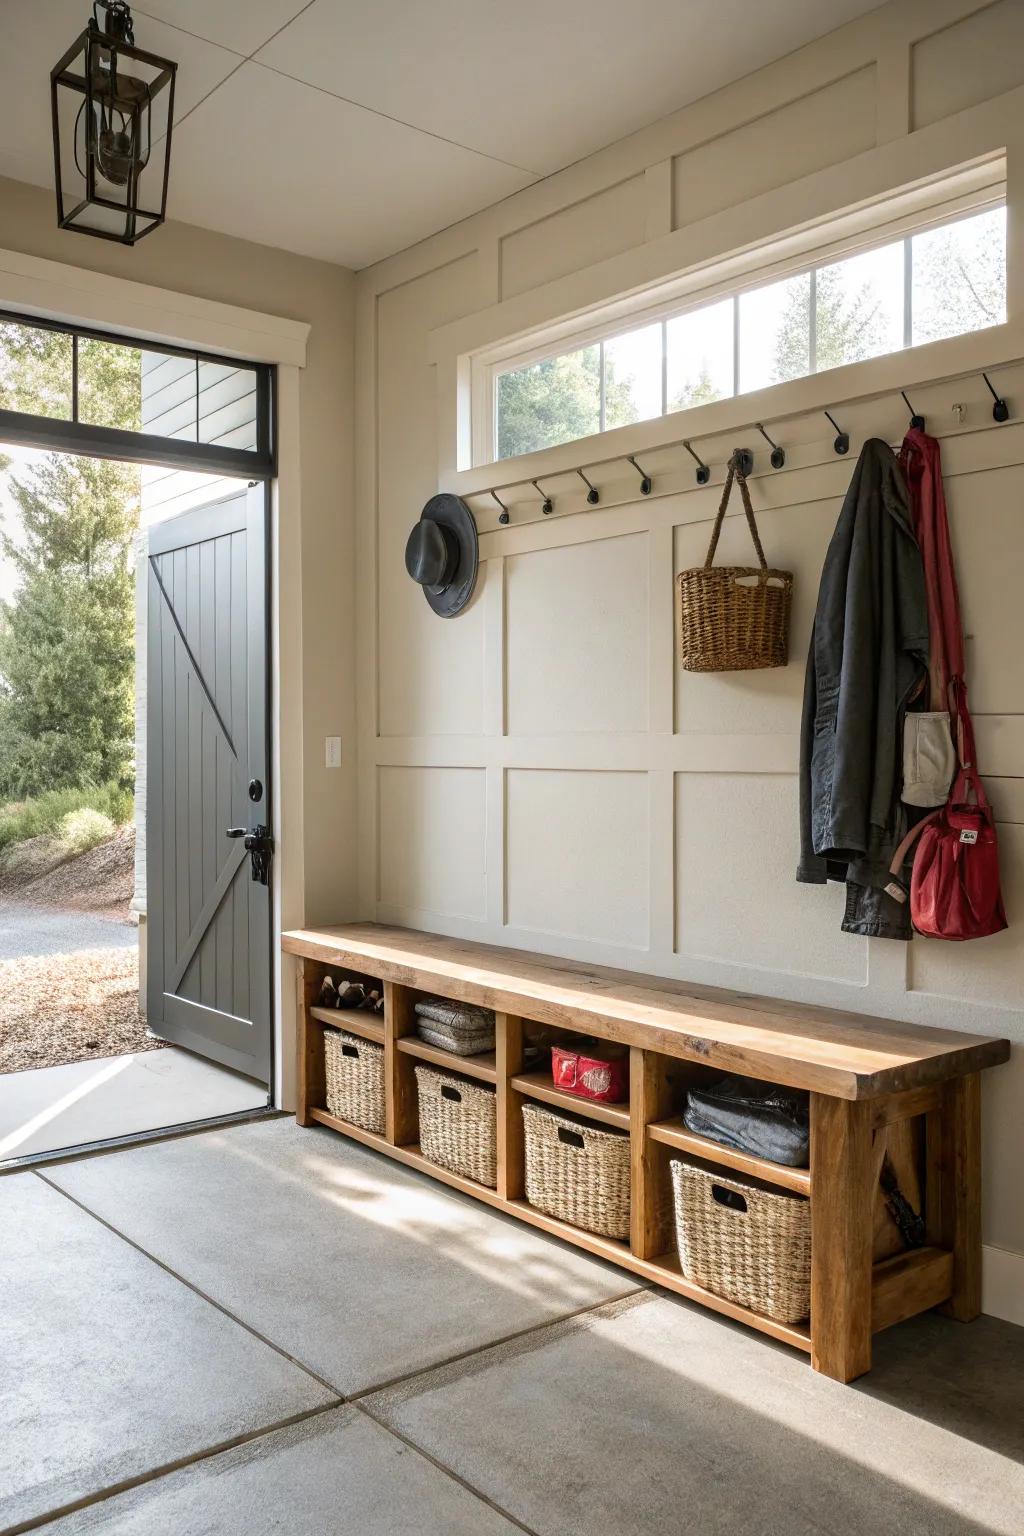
[{"x1": 704, "y1": 457, "x2": 768, "y2": 571}]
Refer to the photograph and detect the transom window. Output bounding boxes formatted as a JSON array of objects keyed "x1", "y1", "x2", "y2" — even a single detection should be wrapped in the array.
[{"x1": 491, "y1": 204, "x2": 1006, "y2": 463}]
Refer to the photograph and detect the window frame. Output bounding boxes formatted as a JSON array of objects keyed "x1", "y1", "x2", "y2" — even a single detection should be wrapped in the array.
[
  {"x1": 0, "y1": 309, "x2": 276, "y2": 480},
  {"x1": 473, "y1": 180, "x2": 1006, "y2": 469}
]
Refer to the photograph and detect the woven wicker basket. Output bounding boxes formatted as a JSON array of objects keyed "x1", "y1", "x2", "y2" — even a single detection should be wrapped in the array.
[
  {"x1": 677, "y1": 456, "x2": 792, "y2": 672},
  {"x1": 324, "y1": 1028, "x2": 385, "y2": 1134},
  {"x1": 670, "y1": 1160, "x2": 811, "y2": 1323},
  {"x1": 522, "y1": 1103, "x2": 630, "y2": 1240},
  {"x1": 415, "y1": 1064, "x2": 497, "y2": 1187}
]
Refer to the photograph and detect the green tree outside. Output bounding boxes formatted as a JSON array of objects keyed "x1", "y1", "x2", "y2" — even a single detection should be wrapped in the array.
[{"x1": 0, "y1": 326, "x2": 140, "y2": 800}]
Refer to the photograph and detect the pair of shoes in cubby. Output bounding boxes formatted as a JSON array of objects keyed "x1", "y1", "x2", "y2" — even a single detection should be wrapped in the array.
[{"x1": 318, "y1": 975, "x2": 385, "y2": 1015}]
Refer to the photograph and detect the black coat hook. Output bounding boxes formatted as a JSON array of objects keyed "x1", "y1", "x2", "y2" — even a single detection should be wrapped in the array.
[
  {"x1": 531, "y1": 478, "x2": 554, "y2": 515},
  {"x1": 683, "y1": 440, "x2": 711, "y2": 485},
  {"x1": 490, "y1": 489, "x2": 510, "y2": 525},
  {"x1": 756, "y1": 423, "x2": 785, "y2": 469},
  {"x1": 983, "y1": 372, "x2": 1010, "y2": 423},
  {"x1": 901, "y1": 390, "x2": 925, "y2": 431},
  {"x1": 628, "y1": 455, "x2": 653, "y2": 494},
  {"x1": 824, "y1": 410, "x2": 849, "y2": 454},
  {"x1": 731, "y1": 447, "x2": 754, "y2": 477},
  {"x1": 576, "y1": 468, "x2": 600, "y2": 505}
]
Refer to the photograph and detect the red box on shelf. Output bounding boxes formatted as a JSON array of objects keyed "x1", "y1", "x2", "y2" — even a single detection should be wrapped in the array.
[{"x1": 550, "y1": 1043, "x2": 628, "y2": 1104}]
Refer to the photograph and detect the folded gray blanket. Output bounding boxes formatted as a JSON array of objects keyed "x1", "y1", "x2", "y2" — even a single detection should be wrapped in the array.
[{"x1": 414, "y1": 998, "x2": 494, "y2": 1033}]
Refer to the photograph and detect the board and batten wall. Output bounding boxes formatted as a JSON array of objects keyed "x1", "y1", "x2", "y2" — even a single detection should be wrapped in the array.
[{"x1": 354, "y1": 0, "x2": 1024, "y2": 1321}]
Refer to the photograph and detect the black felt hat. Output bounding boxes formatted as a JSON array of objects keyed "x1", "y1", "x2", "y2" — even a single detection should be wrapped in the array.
[{"x1": 405, "y1": 493, "x2": 479, "y2": 618}]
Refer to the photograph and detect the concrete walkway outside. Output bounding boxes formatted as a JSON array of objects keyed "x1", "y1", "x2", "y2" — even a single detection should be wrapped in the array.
[
  {"x1": 0, "y1": 902, "x2": 135, "y2": 960},
  {"x1": 2, "y1": 1117, "x2": 1022, "y2": 1534}
]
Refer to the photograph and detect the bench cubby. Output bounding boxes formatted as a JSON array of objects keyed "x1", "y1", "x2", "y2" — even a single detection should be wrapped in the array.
[{"x1": 284, "y1": 923, "x2": 1009, "y2": 1382}]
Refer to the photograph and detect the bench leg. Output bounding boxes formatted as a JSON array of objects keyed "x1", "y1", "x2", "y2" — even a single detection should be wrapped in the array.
[
  {"x1": 937, "y1": 1072, "x2": 982, "y2": 1322},
  {"x1": 810, "y1": 1095, "x2": 874, "y2": 1382}
]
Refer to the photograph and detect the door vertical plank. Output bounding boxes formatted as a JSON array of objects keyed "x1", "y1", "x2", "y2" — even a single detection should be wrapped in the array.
[
  {"x1": 496, "y1": 1012, "x2": 526, "y2": 1201},
  {"x1": 938, "y1": 1072, "x2": 982, "y2": 1321},
  {"x1": 295, "y1": 961, "x2": 323, "y2": 1127},
  {"x1": 630, "y1": 1048, "x2": 675, "y2": 1260},
  {"x1": 810, "y1": 1095, "x2": 874, "y2": 1381},
  {"x1": 385, "y1": 981, "x2": 419, "y2": 1146}
]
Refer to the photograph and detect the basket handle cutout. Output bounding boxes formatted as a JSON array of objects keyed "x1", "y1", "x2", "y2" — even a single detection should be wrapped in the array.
[
  {"x1": 341, "y1": 1044, "x2": 359, "y2": 1059},
  {"x1": 704, "y1": 458, "x2": 768, "y2": 573},
  {"x1": 557, "y1": 1126, "x2": 586, "y2": 1149},
  {"x1": 440, "y1": 1084, "x2": 463, "y2": 1103},
  {"x1": 711, "y1": 1184, "x2": 748, "y2": 1213}
]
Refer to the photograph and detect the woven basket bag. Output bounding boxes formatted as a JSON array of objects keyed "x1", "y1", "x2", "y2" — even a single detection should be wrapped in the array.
[
  {"x1": 522, "y1": 1102, "x2": 630, "y2": 1240},
  {"x1": 677, "y1": 455, "x2": 793, "y2": 672},
  {"x1": 324, "y1": 1029, "x2": 385, "y2": 1134},
  {"x1": 670, "y1": 1160, "x2": 811, "y2": 1324},
  {"x1": 415, "y1": 1064, "x2": 497, "y2": 1187}
]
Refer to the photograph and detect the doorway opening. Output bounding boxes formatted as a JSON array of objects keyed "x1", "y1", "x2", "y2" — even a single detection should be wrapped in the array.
[{"x1": 0, "y1": 314, "x2": 275, "y2": 1163}]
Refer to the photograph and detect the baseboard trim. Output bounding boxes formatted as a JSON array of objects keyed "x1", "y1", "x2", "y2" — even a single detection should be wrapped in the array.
[{"x1": 983, "y1": 1244, "x2": 1024, "y2": 1326}]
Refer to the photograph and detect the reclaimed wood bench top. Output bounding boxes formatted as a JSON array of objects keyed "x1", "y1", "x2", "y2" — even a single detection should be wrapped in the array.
[{"x1": 282, "y1": 923, "x2": 1009, "y2": 1100}]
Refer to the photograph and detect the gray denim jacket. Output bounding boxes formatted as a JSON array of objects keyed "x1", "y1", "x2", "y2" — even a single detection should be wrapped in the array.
[{"x1": 797, "y1": 438, "x2": 928, "y2": 938}]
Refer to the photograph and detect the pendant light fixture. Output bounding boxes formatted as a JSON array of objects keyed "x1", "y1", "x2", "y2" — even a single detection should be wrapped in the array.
[{"x1": 51, "y1": 1, "x2": 177, "y2": 245}]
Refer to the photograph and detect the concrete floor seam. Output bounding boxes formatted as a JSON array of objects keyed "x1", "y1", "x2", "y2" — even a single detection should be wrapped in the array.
[
  {"x1": 32, "y1": 1170, "x2": 346, "y2": 1400},
  {"x1": 0, "y1": 1400, "x2": 344, "y2": 1536}
]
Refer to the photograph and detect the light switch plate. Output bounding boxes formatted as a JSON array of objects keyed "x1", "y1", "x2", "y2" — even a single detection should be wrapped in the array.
[{"x1": 325, "y1": 736, "x2": 342, "y2": 768}]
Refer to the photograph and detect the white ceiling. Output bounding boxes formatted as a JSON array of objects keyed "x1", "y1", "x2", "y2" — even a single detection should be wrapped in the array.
[{"x1": 3, "y1": 0, "x2": 882, "y2": 269}]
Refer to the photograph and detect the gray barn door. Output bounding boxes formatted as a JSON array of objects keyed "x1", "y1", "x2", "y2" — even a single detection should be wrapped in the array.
[{"x1": 146, "y1": 485, "x2": 271, "y2": 1084}]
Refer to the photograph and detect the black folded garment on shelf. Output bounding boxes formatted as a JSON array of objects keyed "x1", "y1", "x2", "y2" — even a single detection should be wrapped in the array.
[{"x1": 683, "y1": 1076, "x2": 810, "y2": 1167}]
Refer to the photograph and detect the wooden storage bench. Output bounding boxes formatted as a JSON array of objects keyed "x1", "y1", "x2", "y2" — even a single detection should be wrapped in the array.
[{"x1": 282, "y1": 923, "x2": 1009, "y2": 1383}]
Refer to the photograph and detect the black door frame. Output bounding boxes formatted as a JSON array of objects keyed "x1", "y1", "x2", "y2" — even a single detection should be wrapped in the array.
[{"x1": 0, "y1": 306, "x2": 277, "y2": 1099}]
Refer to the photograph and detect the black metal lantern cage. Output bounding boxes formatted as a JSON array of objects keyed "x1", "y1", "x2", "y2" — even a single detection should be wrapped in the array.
[{"x1": 51, "y1": 3, "x2": 176, "y2": 245}]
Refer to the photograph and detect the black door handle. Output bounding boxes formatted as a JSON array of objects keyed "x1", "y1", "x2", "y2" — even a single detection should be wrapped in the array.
[{"x1": 225, "y1": 824, "x2": 273, "y2": 884}]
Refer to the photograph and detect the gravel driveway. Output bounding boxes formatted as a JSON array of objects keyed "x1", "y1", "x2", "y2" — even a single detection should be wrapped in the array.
[{"x1": 0, "y1": 903, "x2": 136, "y2": 961}]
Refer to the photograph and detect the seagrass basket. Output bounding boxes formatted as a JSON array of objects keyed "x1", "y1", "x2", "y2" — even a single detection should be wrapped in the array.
[
  {"x1": 522, "y1": 1102, "x2": 630, "y2": 1240},
  {"x1": 670, "y1": 1160, "x2": 811, "y2": 1323},
  {"x1": 677, "y1": 456, "x2": 792, "y2": 672},
  {"x1": 324, "y1": 1028, "x2": 385, "y2": 1134},
  {"x1": 415, "y1": 1064, "x2": 497, "y2": 1187}
]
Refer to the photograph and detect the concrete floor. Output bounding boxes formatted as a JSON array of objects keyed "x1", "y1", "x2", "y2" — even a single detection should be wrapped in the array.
[
  {"x1": 0, "y1": 1047, "x2": 267, "y2": 1161},
  {"x1": 3, "y1": 1118, "x2": 1022, "y2": 1535}
]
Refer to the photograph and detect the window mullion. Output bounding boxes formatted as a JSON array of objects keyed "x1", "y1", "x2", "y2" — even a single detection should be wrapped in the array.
[{"x1": 72, "y1": 332, "x2": 79, "y2": 423}]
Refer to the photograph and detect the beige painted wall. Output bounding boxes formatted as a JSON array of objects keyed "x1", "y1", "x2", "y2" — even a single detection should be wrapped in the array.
[
  {"x1": 0, "y1": 174, "x2": 358, "y2": 931},
  {"x1": 354, "y1": 0, "x2": 1024, "y2": 1311}
]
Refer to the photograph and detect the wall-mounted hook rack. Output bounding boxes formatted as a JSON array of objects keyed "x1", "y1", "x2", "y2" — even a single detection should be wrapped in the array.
[
  {"x1": 824, "y1": 410, "x2": 849, "y2": 455},
  {"x1": 490, "y1": 489, "x2": 510, "y2": 525},
  {"x1": 732, "y1": 447, "x2": 754, "y2": 477},
  {"x1": 902, "y1": 390, "x2": 925, "y2": 431},
  {"x1": 983, "y1": 372, "x2": 1010, "y2": 423},
  {"x1": 532, "y1": 478, "x2": 554, "y2": 514},
  {"x1": 756, "y1": 423, "x2": 785, "y2": 469},
  {"x1": 577, "y1": 468, "x2": 600, "y2": 505},
  {"x1": 683, "y1": 440, "x2": 711, "y2": 485},
  {"x1": 628, "y1": 455, "x2": 653, "y2": 494}
]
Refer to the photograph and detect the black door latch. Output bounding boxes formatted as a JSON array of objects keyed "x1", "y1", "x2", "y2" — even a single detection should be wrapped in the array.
[{"x1": 226, "y1": 823, "x2": 273, "y2": 885}]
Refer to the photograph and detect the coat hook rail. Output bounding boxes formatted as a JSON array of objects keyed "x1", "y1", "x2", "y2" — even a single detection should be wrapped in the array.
[
  {"x1": 756, "y1": 423, "x2": 785, "y2": 469},
  {"x1": 532, "y1": 478, "x2": 554, "y2": 514},
  {"x1": 683, "y1": 440, "x2": 711, "y2": 485},
  {"x1": 490, "y1": 488, "x2": 510, "y2": 525},
  {"x1": 982, "y1": 372, "x2": 1010, "y2": 423},
  {"x1": 576, "y1": 468, "x2": 600, "y2": 505},
  {"x1": 824, "y1": 410, "x2": 850, "y2": 455}
]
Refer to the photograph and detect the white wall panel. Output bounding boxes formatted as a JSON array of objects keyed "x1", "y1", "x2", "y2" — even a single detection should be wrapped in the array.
[
  {"x1": 378, "y1": 766, "x2": 486, "y2": 919},
  {"x1": 500, "y1": 177, "x2": 648, "y2": 300},
  {"x1": 948, "y1": 464, "x2": 1024, "y2": 715},
  {"x1": 671, "y1": 68, "x2": 875, "y2": 231},
  {"x1": 912, "y1": 2, "x2": 1024, "y2": 130},
  {"x1": 506, "y1": 532, "x2": 650, "y2": 735},
  {"x1": 675, "y1": 772, "x2": 867, "y2": 983},
  {"x1": 506, "y1": 769, "x2": 649, "y2": 947}
]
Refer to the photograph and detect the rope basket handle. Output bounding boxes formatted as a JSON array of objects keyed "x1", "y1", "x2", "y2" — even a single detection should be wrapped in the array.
[{"x1": 704, "y1": 454, "x2": 769, "y2": 571}]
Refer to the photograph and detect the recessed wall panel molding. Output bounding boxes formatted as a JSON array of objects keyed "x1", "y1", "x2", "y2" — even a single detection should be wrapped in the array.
[
  {"x1": 908, "y1": 824, "x2": 1024, "y2": 1010},
  {"x1": 378, "y1": 766, "x2": 487, "y2": 919},
  {"x1": 670, "y1": 68, "x2": 875, "y2": 232},
  {"x1": 674, "y1": 772, "x2": 866, "y2": 984},
  {"x1": 506, "y1": 532, "x2": 650, "y2": 735},
  {"x1": 674, "y1": 499, "x2": 832, "y2": 737},
  {"x1": 912, "y1": 2, "x2": 1024, "y2": 130},
  {"x1": 948, "y1": 465, "x2": 1024, "y2": 715},
  {"x1": 506, "y1": 769, "x2": 649, "y2": 948},
  {"x1": 500, "y1": 177, "x2": 648, "y2": 301}
]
